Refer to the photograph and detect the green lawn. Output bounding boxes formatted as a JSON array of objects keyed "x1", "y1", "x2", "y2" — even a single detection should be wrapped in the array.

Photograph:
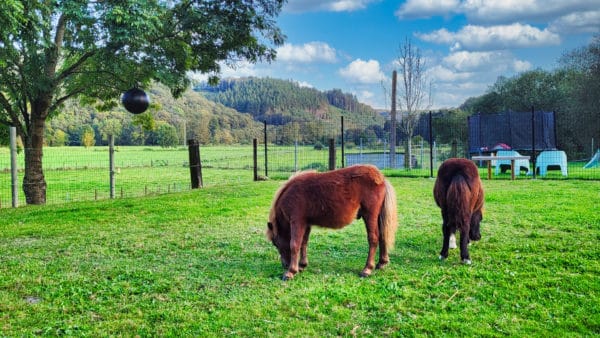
[{"x1": 1, "y1": 178, "x2": 598, "y2": 336}]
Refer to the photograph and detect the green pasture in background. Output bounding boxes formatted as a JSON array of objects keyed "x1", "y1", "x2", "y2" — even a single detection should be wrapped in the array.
[{"x1": 1, "y1": 178, "x2": 598, "y2": 335}]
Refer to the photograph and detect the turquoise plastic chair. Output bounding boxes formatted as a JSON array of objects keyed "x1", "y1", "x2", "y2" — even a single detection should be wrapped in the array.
[
  {"x1": 493, "y1": 150, "x2": 530, "y2": 176},
  {"x1": 535, "y1": 150, "x2": 568, "y2": 176}
]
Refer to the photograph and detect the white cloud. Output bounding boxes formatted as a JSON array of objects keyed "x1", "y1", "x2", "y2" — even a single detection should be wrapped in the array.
[
  {"x1": 424, "y1": 50, "x2": 532, "y2": 107},
  {"x1": 358, "y1": 90, "x2": 375, "y2": 100},
  {"x1": 187, "y1": 61, "x2": 259, "y2": 83},
  {"x1": 459, "y1": 0, "x2": 600, "y2": 24},
  {"x1": 549, "y1": 10, "x2": 600, "y2": 34},
  {"x1": 296, "y1": 81, "x2": 314, "y2": 88},
  {"x1": 442, "y1": 51, "x2": 495, "y2": 72},
  {"x1": 398, "y1": 1, "x2": 600, "y2": 24},
  {"x1": 284, "y1": 0, "x2": 378, "y2": 13},
  {"x1": 417, "y1": 23, "x2": 561, "y2": 51},
  {"x1": 339, "y1": 59, "x2": 387, "y2": 84},
  {"x1": 460, "y1": 0, "x2": 548, "y2": 23},
  {"x1": 396, "y1": 0, "x2": 461, "y2": 18},
  {"x1": 219, "y1": 61, "x2": 258, "y2": 77},
  {"x1": 276, "y1": 42, "x2": 337, "y2": 63},
  {"x1": 513, "y1": 59, "x2": 533, "y2": 72},
  {"x1": 427, "y1": 65, "x2": 473, "y2": 82},
  {"x1": 442, "y1": 50, "x2": 531, "y2": 73}
]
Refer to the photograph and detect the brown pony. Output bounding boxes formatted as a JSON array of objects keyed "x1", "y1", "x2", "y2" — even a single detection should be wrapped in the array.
[
  {"x1": 267, "y1": 165, "x2": 398, "y2": 280},
  {"x1": 434, "y1": 158, "x2": 484, "y2": 264}
]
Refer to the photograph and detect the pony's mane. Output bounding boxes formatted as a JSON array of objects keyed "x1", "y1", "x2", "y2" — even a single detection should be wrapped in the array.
[{"x1": 267, "y1": 170, "x2": 317, "y2": 239}]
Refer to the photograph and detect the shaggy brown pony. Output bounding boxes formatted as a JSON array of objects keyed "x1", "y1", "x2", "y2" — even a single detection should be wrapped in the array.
[
  {"x1": 434, "y1": 158, "x2": 484, "y2": 264},
  {"x1": 267, "y1": 165, "x2": 398, "y2": 280}
]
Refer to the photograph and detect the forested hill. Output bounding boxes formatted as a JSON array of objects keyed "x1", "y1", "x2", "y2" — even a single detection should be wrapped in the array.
[
  {"x1": 42, "y1": 84, "x2": 264, "y2": 147},
  {"x1": 26, "y1": 79, "x2": 386, "y2": 148},
  {"x1": 195, "y1": 77, "x2": 384, "y2": 126}
]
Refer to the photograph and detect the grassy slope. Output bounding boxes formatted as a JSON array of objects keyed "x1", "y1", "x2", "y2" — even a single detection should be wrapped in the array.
[{"x1": 0, "y1": 178, "x2": 599, "y2": 336}]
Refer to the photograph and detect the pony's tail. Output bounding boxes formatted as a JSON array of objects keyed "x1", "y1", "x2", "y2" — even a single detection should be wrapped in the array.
[
  {"x1": 379, "y1": 180, "x2": 398, "y2": 250},
  {"x1": 446, "y1": 175, "x2": 471, "y2": 231}
]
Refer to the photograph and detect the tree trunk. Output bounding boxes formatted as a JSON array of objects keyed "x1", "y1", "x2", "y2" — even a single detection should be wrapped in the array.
[
  {"x1": 404, "y1": 140, "x2": 410, "y2": 169},
  {"x1": 407, "y1": 138, "x2": 413, "y2": 169},
  {"x1": 23, "y1": 114, "x2": 47, "y2": 205}
]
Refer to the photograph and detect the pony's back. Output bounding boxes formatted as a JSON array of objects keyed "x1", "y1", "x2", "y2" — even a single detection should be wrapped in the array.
[{"x1": 434, "y1": 158, "x2": 484, "y2": 228}]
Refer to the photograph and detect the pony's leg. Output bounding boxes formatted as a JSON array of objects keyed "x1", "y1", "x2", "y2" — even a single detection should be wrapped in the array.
[
  {"x1": 376, "y1": 240, "x2": 389, "y2": 270},
  {"x1": 459, "y1": 228, "x2": 471, "y2": 264},
  {"x1": 283, "y1": 222, "x2": 306, "y2": 281},
  {"x1": 299, "y1": 226, "x2": 311, "y2": 270},
  {"x1": 449, "y1": 233, "x2": 457, "y2": 249},
  {"x1": 439, "y1": 220, "x2": 451, "y2": 260},
  {"x1": 376, "y1": 226, "x2": 389, "y2": 270},
  {"x1": 361, "y1": 215, "x2": 379, "y2": 277}
]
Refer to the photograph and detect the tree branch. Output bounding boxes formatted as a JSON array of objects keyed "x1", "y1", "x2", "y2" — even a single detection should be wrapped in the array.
[
  {"x1": 49, "y1": 89, "x2": 85, "y2": 113},
  {"x1": 46, "y1": 13, "x2": 67, "y2": 78},
  {"x1": 55, "y1": 51, "x2": 97, "y2": 83}
]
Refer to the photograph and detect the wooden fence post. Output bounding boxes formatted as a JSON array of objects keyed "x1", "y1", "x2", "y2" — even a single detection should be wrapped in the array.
[
  {"x1": 328, "y1": 138, "x2": 336, "y2": 171},
  {"x1": 188, "y1": 139, "x2": 203, "y2": 188}
]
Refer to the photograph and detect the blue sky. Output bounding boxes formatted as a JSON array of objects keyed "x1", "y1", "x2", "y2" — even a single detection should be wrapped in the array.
[{"x1": 200, "y1": 0, "x2": 600, "y2": 110}]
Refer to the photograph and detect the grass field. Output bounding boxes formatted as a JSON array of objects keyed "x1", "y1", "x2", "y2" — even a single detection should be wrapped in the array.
[{"x1": 1, "y1": 178, "x2": 598, "y2": 336}]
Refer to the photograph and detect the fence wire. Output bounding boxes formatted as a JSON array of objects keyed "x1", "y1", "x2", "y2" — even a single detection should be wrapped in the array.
[{"x1": 1, "y1": 114, "x2": 599, "y2": 207}]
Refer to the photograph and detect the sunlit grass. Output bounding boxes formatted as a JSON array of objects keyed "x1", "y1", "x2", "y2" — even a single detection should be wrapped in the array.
[{"x1": 0, "y1": 178, "x2": 598, "y2": 335}]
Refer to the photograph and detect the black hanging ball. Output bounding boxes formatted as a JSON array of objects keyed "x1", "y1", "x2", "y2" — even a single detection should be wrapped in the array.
[{"x1": 122, "y1": 88, "x2": 150, "y2": 114}]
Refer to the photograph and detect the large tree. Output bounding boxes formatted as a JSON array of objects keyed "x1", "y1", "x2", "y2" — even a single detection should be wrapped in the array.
[{"x1": 0, "y1": 0, "x2": 285, "y2": 204}]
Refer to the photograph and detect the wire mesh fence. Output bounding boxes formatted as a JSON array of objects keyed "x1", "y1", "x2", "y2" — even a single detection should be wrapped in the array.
[{"x1": 1, "y1": 114, "x2": 599, "y2": 207}]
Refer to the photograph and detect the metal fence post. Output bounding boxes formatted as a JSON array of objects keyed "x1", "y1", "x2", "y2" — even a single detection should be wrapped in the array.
[
  {"x1": 263, "y1": 121, "x2": 268, "y2": 178},
  {"x1": 109, "y1": 134, "x2": 115, "y2": 199},
  {"x1": 429, "y1": 111, "x2": 434, "y2": 178},
  {"x1": 531, "y1": 106, "x2": 536, "y2": 179},
  {"x1": 253, "y1": 138, "x2": 258, "y2": 181},
  {"x1": 10, "y1": 126, "x2": 18, "y2": 207},
  {"x1": 341, "y1": 116, "x2": 345, "y2": 168},
  {"x1": 390, "y1": 70, "x2": 397, "y2": 169}
]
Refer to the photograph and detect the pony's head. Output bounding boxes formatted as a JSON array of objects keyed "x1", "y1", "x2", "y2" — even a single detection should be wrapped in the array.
[
  {"x1": 469, "y1": 209, "x2": 482, "y2": 241},
  {"x1": 267, "y1": 221, "x2": 291, "y2": 268},
  {"x1": 266, "y1": 170, "x2": 315, "y2": 269}
]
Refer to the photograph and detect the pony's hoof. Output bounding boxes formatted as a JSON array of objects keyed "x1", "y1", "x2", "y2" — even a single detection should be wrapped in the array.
[
  {"x1": 375, "y1": 262, "x2": 388, "y2": 270},
  {"x1": 359, "y1": 269, "x2": 372, "y2": 278},
  {"x1": 282, "y1": 272, "x2": 295, "y2": 281},
  {"x1": 439, "y1": 255, "x2": 447, "y2": 261},
  {"x1": 462, "y1": 259, "x2": 472, "y2": 265}
]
